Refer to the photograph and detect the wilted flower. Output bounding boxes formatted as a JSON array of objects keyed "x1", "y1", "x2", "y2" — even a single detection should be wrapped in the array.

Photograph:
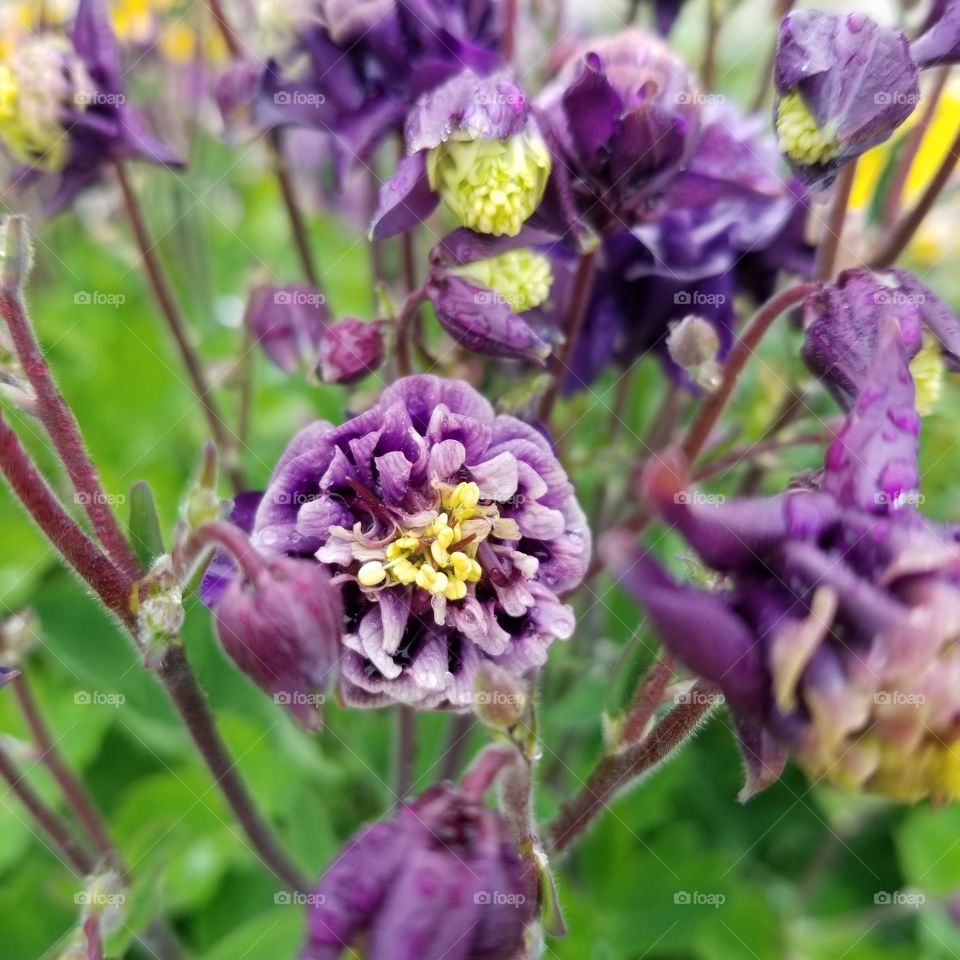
[
  {"x1": 802, "y1": 268, "x2": 960, "y2": 416},
  {"x1": 608, "y1": 300, "x2": 960, "y2": 802},
  {"x1": 302, "y1": 781, "x2": 531, "y2": 960},
  {"x1": 425, "y1": 228, "x2": 559, "y2": 362},
  {"x1": 318, "y1": 317, "x2": 384, "y2": 385},
  {"x1": 773, "y1": 9, "x2": 919, "y2": 190},
  {"x1": 250, "y1": 375, "x2": 589, "y2": 709},
  {"x1": 0, "y1": 0, "x2": 182, "y2": 212},
  {"x1": 255, "y1": 0, "x2": 504, "y2": 165},
  {"x1": 537, "y1": 28, "x2": 702, "y2": 233},
  {"x1": 371, "y1": 71, "x2": 551, "y2": 240},
  {"x1": 249, "y1": 283, "x2": 329, "y2": 375},
  {"x1": 215, "y1": 556, "x2": 343, "y2": 729}
]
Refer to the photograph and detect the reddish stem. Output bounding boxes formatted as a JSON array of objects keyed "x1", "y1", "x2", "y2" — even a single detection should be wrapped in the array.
[
  {"x1": 813, "y1": 160, "x2": 857, "y2": 282},
  {"x1": 178, "y1": 520, "x2": 268, "y2": 583},
  {"x1": 269, "y1": 130, "x2": 321, "y2": 288}
]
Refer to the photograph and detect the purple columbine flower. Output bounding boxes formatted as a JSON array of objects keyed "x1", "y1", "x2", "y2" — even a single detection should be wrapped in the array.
[
  {"x1": 255, "y1": 0, "x2": 504, "y2": 166},
  {"x1": 537, "y1": 28, "x2": 702, "y2": 233},
  {"x1": 318, "y1": 316, "x2": 385, "y2": 385},
  {"x1": 249, "y1": 375, "x2": 589, "y2": 709},
  {"x1": 215, "y1": 554, "x2": 343, "y2": 730},
  {"x1": 565, "y1": 102, "x2": 813, "y2": 389},
  {"x1": 0, "y1": 0, "x2": 182, "y2": 212},
  {"x1": 371, "y1": 70, "x2": 552, "y2": 240},
  {"x1": 607, "y1": 289, "x2": 960, "y2": 802},
  {"x1": 773, "y1": 9, "x2": 920, "y2": 190},
  {"x1": 424, "y1": 227, "x2": 566, "y2": 363},
  {"x1": 302, "y1": 781, "x2": 531, "y2": 960}
]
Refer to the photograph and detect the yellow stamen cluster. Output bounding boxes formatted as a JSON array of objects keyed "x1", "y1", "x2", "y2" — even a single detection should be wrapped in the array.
[
  {"x1": 0, "y1": 40, "x2": 92, "y2": 172},
  {"x1": 356, "y1": 482, "x2": 490, "y2": 602},
  {"x1": 776, "y1": 91, "x2": 841, "y2": 167},
  {"x1": 909, "y1": 335, "x2": 945, "y2": 417},
  {"x1": 427, "y1": 130, "x2": 552, "y2": 237},
  {"x1": 451, "y1": 248, "x2": 554, "y2": 313}
]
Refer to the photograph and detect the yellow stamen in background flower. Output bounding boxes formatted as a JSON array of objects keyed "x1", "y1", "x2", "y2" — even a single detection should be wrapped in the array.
[
  {"x1": 776, "y1": 91, "x2": 841, "y2": 167},
  {"x1": 451, "y1": 249, "x2": 554, "y2": 313},
  {"x1": 159, "y1": 21, "x2": 198, "y2": 63},
  {"x1": 427, "y1": 130, "x2": 551, "y2": 237},
  {"x1": 909, "y1": 336, "x2": 945, "y2": 417}
]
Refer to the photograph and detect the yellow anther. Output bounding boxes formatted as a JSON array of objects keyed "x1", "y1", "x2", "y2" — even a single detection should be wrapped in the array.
[
  {"x1": 776, "y1": 91, "x2": 841, "y2": 167},
  {"x1": 357, "y1": 561, "x2": 387, "y2": 586},
  {"x1": 449, "y1": 552, "x2": 473, "y2": 581},
  {"x1": 431, "y1": 539, "x2": 450, "y2": 567},
  {"x1": 416, "y1": 564, "x2": 449, "y2": 595},
  {"x1": 436, "y1": 526, "x2": 455, "y2": 549},
  {"x1": 392, "y1": 559, "x2": 418, "y2": 584},
  {"x1": 909, "y1": 336, "x2": 945, "y2": 417},
  {"x1": 444, "y1": 578, "x2": 468, "y2": 601}
]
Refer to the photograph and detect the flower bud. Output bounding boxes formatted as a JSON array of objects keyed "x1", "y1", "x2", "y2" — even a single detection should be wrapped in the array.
[
  {"x1": 317, "y1": 316, "x2": 384, "y2": 385},
  {"x1": 773, "y1": 10, "x2": 920, "y2": 189},
  {"x1": 248, "y1": 283, "x2": 329, "y2": 375},
  {"x1": 215, "y1": 557, "x2": 342, "y2": 730},
  {"x1": 302, "y1": 782, "x2": 532, "y2": 960},
  {"x1": 666, "y1": 314, "x2": 721, "y2": 389},
  {"x1": 473, "y1": 663, "x2": 529, "y2": 729},
  {"x1": 0, "y1": 609, "x2": 39, "y2": 669}
]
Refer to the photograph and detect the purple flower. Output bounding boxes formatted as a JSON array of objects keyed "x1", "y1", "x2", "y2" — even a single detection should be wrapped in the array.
[
  {"x1": 425, "y1": 228, "x2": 562, "y2": 362},
  {"x1": 773, "y1": 10, "x2": 919, "y2": 189},
  {"x1": 1, "y1": 0, "x2": 182, "y2": 213},
  {"x1": 249, "y1": 284, "x2": 329, "y2": 375},
  {"x1": 318, "y1": 317, "x2": 385, "y2": 385},
  {"x1": 371, "y1": 71, "x2": 551, "y2": 240},
  {"x1": 215, "y1": 555, "x2": 343, "y2": 730},
  {"x1": 608, "y1": 304, "x2": 960, "y2": 801},
  {"x1": 302, "y1": 782, "x2": 531, "y2": 960},
  {"x1": 912, "y1": 0, "x2": 960, "y2": 70},
  {"x1": 802, "y1": 268, "x2": 960, "y2": 414},
  {"x1": 250, "y1": 375, "x2": 589, "y2": 709},
  {"x1": 537, "y1": 28, "x2": 702, "y2": 233},
  {"x1": 255, "y1": 0, "x2": 503, "y2": 165}
]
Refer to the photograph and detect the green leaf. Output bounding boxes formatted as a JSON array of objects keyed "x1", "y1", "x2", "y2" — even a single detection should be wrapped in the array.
[{"x1": 129, "y1": 480, "x2": 165, "y2": 569}]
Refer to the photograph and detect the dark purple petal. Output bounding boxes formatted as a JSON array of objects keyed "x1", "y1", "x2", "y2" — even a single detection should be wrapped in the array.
[{"x1": 370, "y1": 152, "x2": 439, "y2": 240}]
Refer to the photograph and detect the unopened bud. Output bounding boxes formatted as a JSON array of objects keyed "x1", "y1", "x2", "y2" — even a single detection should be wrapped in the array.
[
  {"x1": 318, "y1": 317, "x2": 384, "y2": 384},
  {"x1": 183, "y1": 444, "x2": 222, "y2": 530},
  {"x1": 135, "y1": 557, "x2": 185, "y2": 650},
  {"x1": 667, "y1": 315, "x2": 719, "y2": 370},
  {"x1": 0, "y1": 608, "x2": 39, "y2": 667},
  {"x1": 473, "y1": 663, "x2": 528, "y2": 729}
]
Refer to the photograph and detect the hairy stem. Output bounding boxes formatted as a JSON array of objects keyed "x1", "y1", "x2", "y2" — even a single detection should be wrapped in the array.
[
  {"x1": 112, "y1": 160, "x2": 243, "y2": 492},
  {"x1": 546, "y1": 680, "x2": 719, "y2": 856},
  {"x1": 0, "y1": 219, "x2": 140, "y2": 579},
  {"x1": 813, "y1": 160, "x2": 857, "y2": 282}
]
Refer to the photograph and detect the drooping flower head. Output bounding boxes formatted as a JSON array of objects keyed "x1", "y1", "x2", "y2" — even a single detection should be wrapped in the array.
[
  {"x1": 425, "y1": 227, "x2": 566, "y2": 362},
  {"x1": 371, "y1": 71, "x2": 552, "y2": 240},
  {"x1": 302, "y1": 780, "x2": 532, "y2": 959},
  {"x1": 255, "y1": 0, "x2": 504, "y2": 165},
  {"x1": 607, "y1": 274, "x2": 960, "y2": 802},
  {"x1": 773, "y1": 9, "x2": 920, "y2": 190},
  {"x1": 250, "y1": 375, "x2": 589, "y2": 709},
  {"x1": 565, "y1": 102, "x2": 813, "y2": 390},
  {"x1": 537, "y1": 28, "x2": 702, "y2": 233},
  {"x1": 0, "y1": 0, "x2": 182, "y2": 212}
]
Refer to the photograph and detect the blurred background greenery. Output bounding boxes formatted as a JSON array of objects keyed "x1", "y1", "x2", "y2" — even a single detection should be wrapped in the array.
[{"x1": 3, "y1": 0, "x2": 960, "y2": 958}]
